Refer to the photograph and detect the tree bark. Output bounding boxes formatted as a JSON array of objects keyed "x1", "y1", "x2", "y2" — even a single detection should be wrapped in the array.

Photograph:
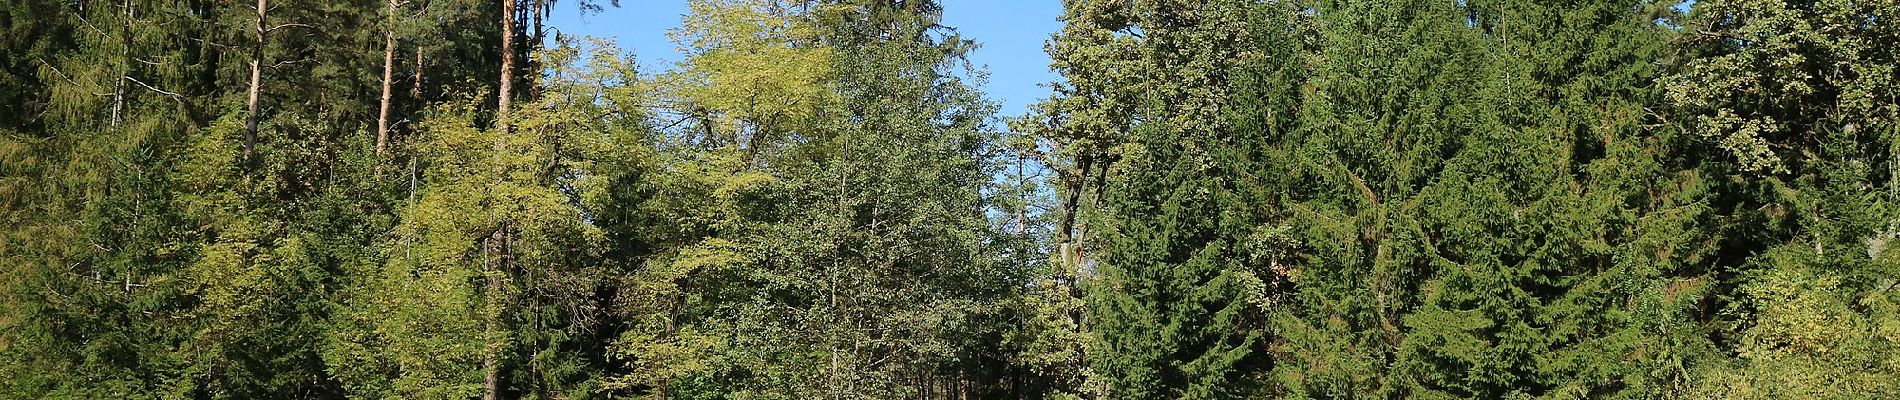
[
  {"x1": 244, "y1": 0, "x2": 267, "y2": 162},
  {"x1": 497, "y1": 0, "x2": 514, "y2": 134},
  {"x1": 375, "y1": 0, "x2": 398, "y2": 160},
  {"x1": 528, "y1": 0, "x2": 544, "y2": 99},
  {"x1": 483, "y1": 1, "x2": 516, "y2": 399},
  {"x1": 1056, "y1": 154, "x2": 1091, "y2": 269},
  {"x1": 413, "y1": 46, "x2": 423, "y2": 98},
  {"x1": 111, "y1": 0, "x2": 130, "y2": 128}
]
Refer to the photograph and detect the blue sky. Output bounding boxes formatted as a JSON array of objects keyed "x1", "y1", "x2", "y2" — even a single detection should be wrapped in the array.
[{"x1": 545, "y1": 0, "x2": 1065, "y2": 118}]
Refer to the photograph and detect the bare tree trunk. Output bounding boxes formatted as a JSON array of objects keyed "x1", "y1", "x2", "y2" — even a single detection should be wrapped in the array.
[
  {"x1": 1056, "y1": 155, "x2": 1091, "y2": 270},
  {"x1": 376, "y1": 0, "x2": 398, "y2": 161},
  {"x1": 413, "y1": 46, "x2": 423, "y2": 98},
  {"x1": 496, "y1": 0, "x2": 514, "y2": 134},
  {"x1": 111, "y1": 0, "x2": 130, "y2": 128},
  {"x1": 527, "y1": 0, "x2": 543, "y2": 99},
  {"x1": 959, "y1": 374, "x2": 969, "y2": 400},
  {"x1": 244, "y1": 0, "x2": 266, "y2": 162},
  {"x1": 482, "y1": 1, "x2": 516, "y2": 399}
]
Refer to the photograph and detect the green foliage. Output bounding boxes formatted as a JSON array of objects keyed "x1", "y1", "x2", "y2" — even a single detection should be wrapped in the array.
[
  {"x1": 1022, "y1": 0, "x2": 1897, "y2": 398},
  {"x1": 600, "y1": 1, "x2": 1020, "y2": 398},
  {"x1": 1040, "y1": 1, "x2": 1280, "y2": 398},
  {"x1": 4, "y1": 0, "x2": 1898, "y2": 398},
  {"x1": 1667, "y1": 1, "x2": 1900, "y2": 398}
]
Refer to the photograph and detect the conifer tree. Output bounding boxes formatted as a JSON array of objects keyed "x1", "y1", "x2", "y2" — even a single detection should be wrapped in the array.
[
  {"x1": 1023, "y1": 0, "x2": 1287, "y2": 397},
  {"x1": 3, "y1": 0, "x2": 1897, "y2": 398}
]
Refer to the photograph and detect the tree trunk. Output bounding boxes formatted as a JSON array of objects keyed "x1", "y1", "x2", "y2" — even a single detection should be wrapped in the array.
[
  {"x1": 1056, "y1": 155, "x2": 1091, "y2": 270},
  {"x1": 244, "y1": 0, "x2": 266, "y2": 162},
  {"x1": 375, "y1": 0, "x2": 398, "y2": 161},
  {"x1": 111, "y1": 0, "x2": 130, "y2": 128},
  {"x1": 483, "y1": 1, "x2": 516, "y2": 399},
  {"x1": 413, "y1": 46, "x2": 423, "y2": 98},
  {"x1": 496, "y1": 0, "x2": 514, "y2": 134},
  {"x1": 528, "y1": 0, "x2": 544, "y2": 99}
]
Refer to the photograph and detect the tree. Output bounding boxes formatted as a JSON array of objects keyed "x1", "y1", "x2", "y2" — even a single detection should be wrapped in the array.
[
  {"x1": 1, "y1": 0, "x2": 224, "y2": 395},
  {"x1": 1020, "y1": 0, "x2": 1290, "y2": 397},
  {"x1": 599, "y1": 0, "x2": 1018, "y2": 398},
  {"x1": 376, "y1": 0, "x2": 403, "y2": 159},
  {"x1": 5, "y1": 0, "x2": 1896, "y2": 398},
  {"x1": 1, "y1": 0, "x2": 507, "y2": 396},
  {"x1": 1670, "y1": 0, "x2": 1900, "y2": 397}
]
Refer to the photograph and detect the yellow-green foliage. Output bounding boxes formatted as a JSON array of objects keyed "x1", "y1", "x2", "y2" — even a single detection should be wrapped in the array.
[
  {"x1": 667, "y1": 0, "x2": 836, "y2": 142},
  {"x1": 5, "y1": 0, "x2": 1898, "y2": 398},
  {"x1": 1694, "y1": 266, "x2": 1900, "y2": 398}
]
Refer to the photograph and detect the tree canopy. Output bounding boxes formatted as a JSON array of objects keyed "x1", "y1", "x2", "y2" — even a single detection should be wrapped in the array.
[{"x1": 2, "y1": 0, "x2": 1896, "y2": 398}]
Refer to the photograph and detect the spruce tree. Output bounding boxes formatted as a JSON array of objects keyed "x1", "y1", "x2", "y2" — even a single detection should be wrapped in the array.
[{"x1": 1024, "y1": 0, "x2": 1282, "y2": 397}]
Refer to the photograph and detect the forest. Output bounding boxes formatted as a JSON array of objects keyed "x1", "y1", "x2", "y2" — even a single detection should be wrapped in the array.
[{"x1": 1, "y1": 0, "x2": 1897, "y2": 398}]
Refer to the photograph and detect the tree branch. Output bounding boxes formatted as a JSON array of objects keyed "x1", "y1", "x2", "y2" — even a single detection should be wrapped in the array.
[
  {"x1": 37, "y1": 57, "x2": 112, "y2": 96},
  {"x1": 124, "y1": 76, "x2": 183, "y2": 99},
  {"x1": 267, "y1": 23, "x2": 317, "y2": 32},
  {"x1": 268, "y1": 59, "x2": 315, "y2": 69},
  {"x1": 188, "y1": 37, "x2": 239, "y2": 51}
]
